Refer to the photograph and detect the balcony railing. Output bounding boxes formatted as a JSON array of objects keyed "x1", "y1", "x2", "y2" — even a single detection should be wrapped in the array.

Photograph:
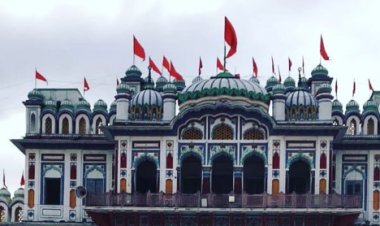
[{"x1": 85, "y1": 192, "x2": 361, "y2": 209}]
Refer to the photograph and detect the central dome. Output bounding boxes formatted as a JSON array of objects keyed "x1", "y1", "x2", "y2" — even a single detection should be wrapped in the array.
[{"x1": 179, "y1": 72, "x2": 270, "y2": 110}]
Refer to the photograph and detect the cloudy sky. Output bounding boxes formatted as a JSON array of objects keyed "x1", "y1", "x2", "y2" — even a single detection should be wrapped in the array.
[{"x1": 1, "y1": 0, "x2": 380, "y2": 193}]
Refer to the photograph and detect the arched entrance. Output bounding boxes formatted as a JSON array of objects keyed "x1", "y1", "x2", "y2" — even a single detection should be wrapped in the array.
[
  {"x1": 136, "y1": 160, "x2": 157, "y2": 193},
  {"x1": 212, "y1": 154, "x2": 233, "y2": 194},
  {"x1": 288, "y1": 160, "x2": 311, "y2": 194},
  {"x1": 181, "y1": 155, "x2": 202, "y2": 194},
  {"x1": 243, "y1": 154, "x2": 265, "y2": 194}
]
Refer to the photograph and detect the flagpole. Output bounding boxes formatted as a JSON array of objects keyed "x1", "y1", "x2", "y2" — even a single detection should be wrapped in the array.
[
  {"x1": 34, "y1": 68, "x2": 37, "y2": 89},
  {"x1": 223, "y1": 44, "x2": 227, "y2": 72}
]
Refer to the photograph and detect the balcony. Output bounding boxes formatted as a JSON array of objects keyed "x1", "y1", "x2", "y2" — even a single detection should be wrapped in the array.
[{"x1": 85, "y1": 192, "x2": 361, "y2": 209}]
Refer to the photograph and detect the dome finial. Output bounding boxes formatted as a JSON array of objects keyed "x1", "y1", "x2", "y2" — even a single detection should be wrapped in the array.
[
  {"x1": 147, "y1": 66, "x2": 152, "y2": 84},
  {"x1": 298, "y1": 67, "x2": 302, "y2": 80}
]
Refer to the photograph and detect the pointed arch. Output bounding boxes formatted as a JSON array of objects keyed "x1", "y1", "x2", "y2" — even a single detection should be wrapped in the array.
[
  {"x1": 272, "y1": 152, "x2": 280, "y2": 169},
  {"x1": 212, "y1": 124, "x2": 233, "y2": 140},
  {"x1": 320, "y1": 153, "x2": 327, "y2": 169},
  {"x1": 374, "y1": 167, "x2": 380, "y2": 181},
  {"x1": 182, "y1": 127, "x2": 203, "y2": 140}
]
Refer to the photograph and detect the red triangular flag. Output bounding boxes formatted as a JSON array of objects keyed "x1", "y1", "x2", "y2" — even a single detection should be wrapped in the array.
[
  {"x1": 352, "y1": 80, "x2": 356, "y2": 97},
  {"x1": 224, "y1": 17, "x2": 237, "y2": 58},
  {"x1": 278, "y1": 65, "x2": 282, "y2": 83},
  {"x1": 302, "y1": 56, "x2": 305, "y2": 75},
  {"x1": 369, "y1": 79, "x2": 374, "y2": 92},
  {"x1": 162, "y1": 56, "x2": 170, "y2": 74},
  {"x1": 169, "y1": 61, "x2": 183, "y2": 81},
  {"x1": 288, "y1": 57, "x2": 292, "y2": 72},
  {"x1": 149, "y1": 57, "x2": 162, "y2": 75},
  {"x1": 133, "y1": 35, "x2": 145, "y2": 61},
  {"x1": 252, "y1": 57, "x2": 258, "y2": 77},
  {"x1": 217, "y1": 57, "x2": 224, "y2": 71},
  {"x1": 198, "y1": 57, "x2": 203, "y2": 76},
  {"x1": 320, "y1": 35, "x2": 330, "y2": 61},
  {"x1": 35, "y1": 70, "x2": 48, "y2": 83},
  {"x1": 335, "y1": 79, "x2": 338, "y2": 98},
  {"x1": 271, "y1": 56, "x2": 276, "y2": 75},
  {"x1": 20, "y1": 173, "x2": 25, "y2": 186},
  {"x1": 84, "y1": 77, "x2": 90, "y2": 92}
]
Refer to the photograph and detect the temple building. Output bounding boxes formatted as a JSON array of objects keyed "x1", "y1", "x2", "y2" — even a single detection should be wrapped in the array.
[{"x1": 9, "y1": 63, "x2": 380, "y2": 226}]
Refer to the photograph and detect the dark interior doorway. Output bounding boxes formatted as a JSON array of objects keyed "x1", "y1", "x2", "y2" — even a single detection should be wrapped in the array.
[
  {"x1": 212, "y1": 154, "x2": 233, "y2": 194},
  {"x1": 136, "y1": 160, "x2": 157, "y2": 193},
  {"x1": 181, "y1": 155, "x2": 202, "y2": 193},
  {"x1": 45, "y1": 178, "x2": 61, "y2": 204},
  {"x1": 243, "y1": 154, "x2": 265, "y2": 194},
  {"x1": 288, "y1": 160, "x2": 310, "y2": 194}
]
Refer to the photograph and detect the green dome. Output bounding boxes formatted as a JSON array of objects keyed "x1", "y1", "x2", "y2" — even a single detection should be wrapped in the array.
[
  {"x1": 311, "y1": 64, "x2": 329, "y2": 77},
  {"x1": 163, "y1": 83, "x2": 177, "y2": 93},
  {"x1": 363, "y1": 99, "x2": 379, "y2": 113},
  {"x1": 272, "y1": 84, "x2": 285, "y2": 95},
  {"x1": 44, "y1": 99, "x2": 57, "y2": 111},
  {"x1": 94, "y1": 99, "x2": 108, "y2": 112},
  {"x1": 346, "y1": 99, "x2": 360, "y2": 113},
  {"x1": 0, "y1": 187, "x2": 11, "y2": 203},
  {"x1": 332, "y1": 99, "x2": 343, "y2": 112},
  {"x1": 156, "y1": 76, "x2": 168, "y2": 91},
  {"x1": 216, "y1": 72, "x2": 234, "y2": 78},
  {"x1": 13, "y1": 187, "x2": 24, "y2": 199},
  {"x1": 125, "y1": 65, "x2": 142, "y2": 77},
  {"x1": 117, "y1": 81, "x2": 130, "y2": 94},
  {"x1": 76, "y1": 98, "x2": 91, "y2": 112},
  {"x1": 192, "y1": 76, "x2": 204, "y2": 84},
  {"x1": 173, "y1": 79, "x2": 186, "y2": 91},
  {"x1": 317, "y1": 83, "x2": 332, "y2": 94},
  {"x1": 265, "y1": 76, "x2": 279, "y2": 91},
  {"x1": 28, "y1": 89, "x2": 44, "y2": 100},
  {"x1": 144, "y1": 76, "x2": 155, "y2": 89},
  {"x1": 60, "y1": 99, "x2": 74, "y2": 111},
  {"x1": 284, "y1": 76, "x2": 295, "y2": 88},
  {"x1": 249, "y1": 76, "x2": 260, "y2": 84},
  {"x1": 298, "y1": 76, "x2": 308, "y2": 89},
  {"x1": 109, "y1": 101, "x2": 117, "y2": 113}
]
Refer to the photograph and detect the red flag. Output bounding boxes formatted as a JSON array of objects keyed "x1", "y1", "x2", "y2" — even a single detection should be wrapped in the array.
[
  {"x1": 84, "y1": 77, "x2": 90, "y2": 92},
  {"x1": 320, "y1": 35, "x2": 330, "y2": 61},
  {"x1": 20, "y1": 173, "x2": 25, "y2": 186},
  {"x1": 288, "y1": 57, "x2": 292, "y2": 71},
  {"x1": 224, "y1": 17, "x2": 237, "y2": 58},
  {"x1": 198, "y1": 57, "x2": 203, "y2": 76},
  {"x1": 217, "y1": 57, "x2": 224, "y2": 71},
  {"x1": 302, "y1": 56, "x2": 305, "y2": 75},
  {"x1": 162, "y1": 56, "x2": 170, "y2": 73},
  {"x1": 352, "y1": 80, "x2": 356, "y2": 97},
  {"x1": 369, "y1": 79, "x2": 374, "y2": 91},
  {"x1": 169, "y1": 61, "x2": 183, "y2": 81},
  {"x1": 271, "y1": 56, "x2": 275, "y2": 75},
  {"x1": 335, "y1": 79, "x2": 338, "y2": 97},
  {"x1": 252, "y1": 57, "x2": 258, "y2": 77},
  {"x1": 149, "y1": 57, "x2": 162, "y2": 75},
  {"x1": 35, "y1": 70, "x2": 48, "y2": 83},
  {"x1": 133, "y1": 35, "x2": 145, "y2": 61},
  {"x1": 278, "y1": 65, "x2": 282, "y2": 83}
]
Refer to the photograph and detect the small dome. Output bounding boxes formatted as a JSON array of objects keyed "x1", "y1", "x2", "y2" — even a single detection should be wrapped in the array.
[
  {"x1": 94, "y1": 99, "x2": 108, "y2": 112},
  {"x1": 311, "y1": 64, "x2": 329, "y2": 77},
  {"x1": 28, "y1": 89, "x2": 43, "y2": 101},
  {"x1": 192, "y1": 76, "x2": 204, "y2": 84},
  {"x1": 249, "y1": 76, "x2": 260, "y2": 84},
  {"x1": 163, "y1": 83, "x2": 177, "y2": 93},
  {"x1": 44, "y1": 99, "x2": 57, "y2": 111},
  {"x1": 125, "y1": 65, "x2": 142, "y2": 77},
  {"x1": 317, "y1": 83, "x2": 332, "y2": 94},
  {"x1": 272, "y1": 84, "x2": 285, "y2": 95},
  {"x1": 298, "y1": 76, "x2": 308, "y2": 89},
  {"x1": 286, "y1": 90, "x2": 317, "y2": 108},
  {"x1": 346, "y1": 99, "x2": 360, "y2": 113},
  {"x1": 284, "y1": 76, "x2": 295, "y2": 88},
  {"x1": 332, "y1": 99, "x2": 343, "y2": 112},
  {"x1": 144, "y1": 76, "x2": 155, "y2": 88},
  {"x1": 131, "y1": 89, "x2": 163, "y2": 108},
  {"x1": 117, "y1": 81, "x2": 130, "y2": 94},
  {"x1": 76, "y1": 98, "x2": 91, "y2": 112},
  {"x1": 265, "y1": 76, "x2": 279, "y2": 91},
  {"x1": 60, "y1": 99, "x2": 74, "y2": 111},
  {"x1": 13, "y1": 187, "x2": 24, "y2": 199},
  {"x1": 173, "y1": 79, "x2": 186, "y2": 91},
  {"x1": 109, "y1": 101, "x2": 117, "y2": 113},
  {"x1": 156, "y1": 76, "x2": 168, "y2": 91},
  {"x1": 363, "y1": 99, "x2": 379, "y2": 113},
  {"x1": 0, "y1": 187, "x2": 11, "y2": 202}
]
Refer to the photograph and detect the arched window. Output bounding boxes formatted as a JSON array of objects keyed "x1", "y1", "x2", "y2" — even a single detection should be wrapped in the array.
[
  {"x1": 368, "y1": 118, "x2": 375, "y2": 135},
  {"x1": 272, "y1": 152, "x2": 280, "y2": 169},
  {"x1": 120, "y1": 153, "x2": 127, "y2": 168},
  {"x1": 95, "y1": 117, "x2": 103, "y2": 135},
  {"x1": 30, "y1": 113, "x2": 36, "y2": 132},
  {"x1": 14, "y1": 207, "x2": 22, "y2": 222},
  {"x1": 70, "y1": 165, "x2": 77, "y2": 180},
  {"x1": 45, "y1": 117, "x2": 52, "y2": 134},
  {"x1": 0, "y1": 206, "x2": 5, "y2": 222},
  {"x1": 243, "y1": 154, "x2": 265, "y2": 194},
  {"x1": 288, "y1": 160, "x2": 311, "y2": 194},
  {"x1": 349, "y1": 120, "x2": 357, "y2": 135},
  {"x1": 182, "y1": 128, "x2": 203, "y2": 140},
  {"x1": 320, "y1": 153, "x2": 327, "y2": 169},
  {"x1": 62, "y1": 117, "x2": 69, "y2": 134},
  {"x1": 243, "y1": 128, "x2": 264, "y2": 140},
  {"x1": 181, "y1": 155, "x2": 202, "y2": 194},
  {"x1": 212, "y1": 124, "x2": 233, "y2": 140},
  {"x1": 136, "y1": 160, "x2": 157, "y2": 193},
  {"x1": 212, "y1": 154, "x2": 233, "y2": 194},
  {"x1": 374, "y1": 167, "x2": 380, "y2": 181},
  {"x1": 78, "y1": 117, "x2": 86, "y2": 134},
  {"x1": 28, "y1": 163, "x2": 35, "y2": 180},
  {"x1": 166, "y1": 153, "x2": 173, "y2": 169}
]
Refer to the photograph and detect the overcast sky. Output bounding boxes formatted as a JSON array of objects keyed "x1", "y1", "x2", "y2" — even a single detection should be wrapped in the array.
[{"x1": 1, "y1": 0, "x2": 380, "y2": 193}]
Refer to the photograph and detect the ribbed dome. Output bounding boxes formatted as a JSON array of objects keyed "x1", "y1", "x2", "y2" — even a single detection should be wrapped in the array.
[
  {"x1": 156, "y1": 76, "x2": 168, "y2": 91},
  {"x1": 179, "y1": 72, "x2": 269, "y2": 106},
  {"x1": 265, "y1": 76, "x2": 279, "y2": 91},
  {"x1": 286, "y1": 90, "x2": 317, "y2": 108},
  {"x1": 317, "y1": 83, "x2": 332, "y2": 94},
  {"x1": 284, "y1": 76, "x2": 295, "y2": 88},
  {"x1": 332, "y1": 99, "x2": 343, "y2": 112},
  {"x1": 131, "y1": 89, "x2": 163, "y2": 107},
  {"x1": 346, "y1": 99, "x2": 360, "y2": 113},
  {"x1": 192, "y1": 76, "x2": 204, "y2": 84},
  {"x1": 94, "y1": 99, "x2": 108, "y2": 112},
  {"x1": 109, "y1": 101, "x2": 117, "y2": 113},
  {"x1": 173, "y1": 79, "x2": 186, "y2": 91},
  {"x1": 77, "y1": 98, "x2": 91, "y2": 112},
  {"x1": 249, "y1": 76, "x2": 260, "y2": 84},
  {"x1": 125, "y1": 65, "x2": 142, "y2": 77},
  {"x1": 117, "y1": 81, "x2": 130, "y2": 94},
  {"x1": 163, "y1": 83, "x2": 177, "y2": 93},
  {"x1": 272, "y1": 84, "x2": 285, "y2": 95},
  {"x1": 363, "y1": 99, "x2": 378, "y2": 113},
  {"x1": 13, "y1": 187, "x2": 24, "y2": 198},
  {"x1": 0, "y1": 187, "x2": 11, "y2": 201},
  {"x1": 44, "y1": 99, "x2": 57, "y2": 111},
  {"x1": 60, "y1": 99, "x2": 74, "y2": 111},
  {"x1": 311, "y1": 64, "x2": 329, "y2": 77},
  {"x1": 28, "y1": 89, "x2": 43, "y2": 100}
]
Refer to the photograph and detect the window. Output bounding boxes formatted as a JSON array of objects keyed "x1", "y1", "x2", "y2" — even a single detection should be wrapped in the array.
[
  {"x1": 182, "y1": 128, "x2": 203, "y2": 140},
  {"x1": 212, "y1": 124, "x2": 233, "y2": 140},
  {"x1": 120, "y1": 153, "x2": 127, "y2": 168},
  {"x1": 62, "y1": 117, "x2": 69, "y2": 134},
  {"x1": 86, "y1": 178, "x2": 104, "y2": 194},
  {"x1": 166, "y1": 153, "x2": 173, "y2": 169},
  {"x1": 0, "y1": 206, "x2": 5, "y2": 222},
  {"x1": 320, "y1": 153, "x2": 327, "y2": 169},
  {"x1": 272, "y1": 152, "x2": 280, "y2": 169},
  {"x1": 70, "y1": 165, "x2": 77, "y2": 180},
  {"x1": 44, "y1": 178, "x2": 62, "y2": 205},
  {"x1": 345, "y1": 180, "x2": 362, "y2": 196},
  {"x1": 243, "y1": 128, "x2": 264, "y2": 140},
  {"x1": 14, "y1": 207, "x2": 22, "y2": 222},
  {"x1": 78, "y1": 117, "x2": 86, "y2": 134},
  {"x1": 349, "y1": 120, "x2": 357, "y2": 135},
  {"x1": 45, "y1": 117, "x2": 52, "y2": 134},
  {"x1": 368, "y1": 118, "x2": 375, "y2": 135},
  {"x1": 374, "y1": 167, "x2": 380, "y2": 181},
  {"x1": 95, "y1": 117, "x2": 103, "y2": 135},
  {"x1": 30, "y1": 113, "x2": 36, "y2": 132}
]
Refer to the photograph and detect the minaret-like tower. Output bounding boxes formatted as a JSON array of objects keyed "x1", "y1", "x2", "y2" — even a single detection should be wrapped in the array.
[
  {"x1": 115, "y1": 82, "x2": 131, "y2": 122},
  {"x1": 162, "y1": 83, "x2": 177, "y2": 121},
  {"x1": 24, "y1": 89, "x2": 43, "y2": 134}
]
